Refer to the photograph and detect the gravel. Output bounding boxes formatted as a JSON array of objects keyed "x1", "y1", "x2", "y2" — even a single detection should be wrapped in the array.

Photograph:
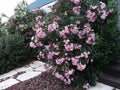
[{"x1": 6, "y1": 68, "x2": 82, "y2": 90}]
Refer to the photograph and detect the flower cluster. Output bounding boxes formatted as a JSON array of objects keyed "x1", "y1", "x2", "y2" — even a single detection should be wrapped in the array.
[{"x1": 86, "y1": 1, "x2": 113, "y2": 22}]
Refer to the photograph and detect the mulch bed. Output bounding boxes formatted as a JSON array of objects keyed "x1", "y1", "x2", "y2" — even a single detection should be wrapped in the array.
[{"x1": 6, "y1": 68, "x2": 82, "y2": 90}]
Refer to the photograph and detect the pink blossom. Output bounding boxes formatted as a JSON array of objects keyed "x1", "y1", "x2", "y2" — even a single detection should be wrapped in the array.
[
  {"x1": 108, "y1": 9, "x2": 113, "y2": 14},
  {"x1": 100, "y1": 1, "x2": 106, "y2": 9},
  {"x1": 86, "y1": 10, "x2": 97, "y2": 22},
  {"x1": 56, "y1": 58, "x2": 64, "y2": 65},
  {"x1": 30, "y1": 42, "x2": 36, "y2": 48},
  {"x1": 64, "y1": 43, "x2": 74, "y2": 51},
  {"x1": 39, "y1": 52, "x2": 45, "y2": 58},
  {"x1": 83, "y1": 23, "x2": 91, "y2": 34},
  {"x1": 77, "y1": 63, "x2": 86, "y2": 71},
  {"x1": 70, "y1": 26, "x2": 78, "y2": 34},
  {"x1": 73, "y1": 6, "x2": 81, "y2": 15},
  {"x1": 64, "y1": 26, "x2": 70, "y2": 34},
  {"x1": 71, "y1": 57, "x2": 79, "y2": 66},
  {"x1": 36, "y1": 30, "x2": 46, "y2": 38},
  {"x1": 71, "y1": 0, "x2": 80, "y2": 5},
  {"x1": 34, "y1": 24, "x2": 39, "y2": 29},
  {"x1": 35, "y1": 16, "x2": 42, "y2": 22},
  {"x1": 60, "y1": 26, "x2": 70, "y2": 38},
  {"x1": 76, "y1": 20, "x2": 81, "y2": 24},
  {"x1": 83, "y1": 52, "x2": 90, "y2": 58},
  {"x1": 37, "y1": 21, "x2": 44, "y2": 26},
  {"x1": 47, "y1": 52, "x2": 54, "y2": 60},
  {"x1": 78, "y1": 31, "x2": 86, "y2": 39},
  {"x1": 74, "y1": 44, "x2": 82, "y2": 49},
  {"x1": 64, "y1": 78, "x2": 71, "y2": 84},
  {"x1": 83, "y1": 83, "x2": 90, "y2": 89},
  {"x1": 52, "y1": 51, "x2": 60, "y2": 55},
  {"x1": 48, "y1": 21, "x2": 59, "y2": 32},
  {"x1": 55, "y1": 72, "x2": 64, "y2": 81},
  {"x1": 65, "y1": 69, "x2": 74, "y2": 76},
  {"x1": 86, "y1": 33, "x2": 95, "y2": 45},
  {"x1": 53, "y1": 43, "x2": 58, "y2": 48},
  {"x1": 36, "y1": 41, "x2": 43, "y2": 47},
  {"x1": 60, "y1": 31, "x2": 67, "y2": 38},
  {"x1": 100, "y1": 11, "x2": 108, "y2": 20},
  {"x1": 34, "y1": 37, "x2": 39, "y2": 43}
]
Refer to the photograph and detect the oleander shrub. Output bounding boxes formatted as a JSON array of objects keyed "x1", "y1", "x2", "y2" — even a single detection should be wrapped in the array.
[
  {"x1": 0, "y1": 33, "x2": 36, "y2": 74},
  {"x1": 30, "y1": 0, "x2": 120, "y2": 89}
]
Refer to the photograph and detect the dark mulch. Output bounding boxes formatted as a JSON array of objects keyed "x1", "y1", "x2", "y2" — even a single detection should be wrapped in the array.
[{"x1": 6, "y1": 68, "x2": 82, "y2": 90}]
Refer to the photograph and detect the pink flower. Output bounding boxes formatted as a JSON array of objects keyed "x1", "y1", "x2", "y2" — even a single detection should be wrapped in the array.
[
  {"x1": 74, "y1": 44, "x2": 82, "y2": 49},
  {"x1": 83, "y1": 23, "x2": 91, "y2": 34},
  {"x1": 37, "y1": 21, "x2": 44, "y2": 26},
  {"x1": 35, "y1": 16, "x2": 42, "y2": 22},
  {"x1": 77, "y1": 63, "x2": 86, "y2": 71},
  {"x1": 100, "y1": 11, "x2": 108, "y2": 20},
  {"x1": 86, "y1": 33, "x2": 95, "y2": 45},
  {"x1": 64, "y1": 43, "x2": 74, "y2": 51},
  {"x1": 65, "y1": 69, "x2": 74, "y2": 76},
  {"x1": 48, "y1": 21, "x2": 59, "y2": 32},
  {"x1": 108, "y1": 9, "x2": 113, "y2": 14},
  {"x1": 76, "y1": 20, "x2": 81, "y2": 24},
  {"x1": 73, "y1": 6, "x2": 81, "y2": 15},
  {"x1": 82, "y1": 52, "x2": 90, "y2": 58},
  {"x1": 71, "y1": 57, "x2": 79, "y2": 66},
  {"x1": 78, "y1": 31, "x2": 86, "y2": 39},
  {"x1": 36, "y1": 30, "x2": 46, "y2": 38},
  {"x1": 83, "y1": 83, "x2": 90, "y2": 89},
  {"x1": 34, "y1": 24, "x2": 39, "y2": 29},
  {"x1": 64, "y1": 39, "x2": 70, "y2": 44},
  {"x1": 70, "y1": 26, "x2": 78, "y2": 34},
  {"x1": 71, "y1": 0, "x2": 80, "y2": 5},
  {"x1": 39, "y1": 52, "x2": 45, "y2": 58},
  {"x1": 86, "y1": 10, "x2": 97, "y2": 22},
  {"x1": 52, "y1": 51, "x2": 60, "y2": 55},
  {"x1": 56, "y1": 58, "x2": 64, "y2": 65},
  {"x1": 60, "y1": 31, "x2": 66, "y2": 38},
  {"x1": 47, "y1": 52, "x2": 54, "y2": 60},
  {"x1": 60, "y1": 26, "x2": 70, "y2": 38},
  {"x1": 55, "y1": 72, "x2": 64, "y2": 81},
  {"x1": 53, "y1": 43, "x2": 58, "y2": 48},
  {"x1": 36, "y1": 41, "x2": 43, "y2": 47},
  {"x1": 30, "y1": 42, "x2": 36, "y2": 48},
  {"x1": 100, "y1": 1, "x2": 106, "y2": 9},
  {"x1": 64, "y1": 26, "x2": 70, "y2": 34}
]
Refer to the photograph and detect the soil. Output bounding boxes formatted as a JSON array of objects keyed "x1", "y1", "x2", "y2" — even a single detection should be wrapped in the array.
[{"x1": 6, "y1": 68, "x2": 82, "y2": 90}]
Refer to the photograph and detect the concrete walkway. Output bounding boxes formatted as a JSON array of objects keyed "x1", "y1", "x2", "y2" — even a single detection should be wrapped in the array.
[{"x1": 0, "y1": 60, "x2": 52, "y2": 90}]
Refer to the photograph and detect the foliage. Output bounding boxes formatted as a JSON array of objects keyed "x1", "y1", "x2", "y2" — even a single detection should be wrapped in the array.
[
  {"x1": 30, "y1": 0, "x2": 120, "y2": 89},
  {"x1": 5, "y1": 1, "x2": 45, "y2": 41},
  {"x1": 0, "y1": 33, "x2": 35, "y2": 74}
]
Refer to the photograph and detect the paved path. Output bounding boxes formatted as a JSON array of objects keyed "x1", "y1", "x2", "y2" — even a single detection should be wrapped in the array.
[{"x1": 0, "y1": 60, "x2": 52, "y2": 90}]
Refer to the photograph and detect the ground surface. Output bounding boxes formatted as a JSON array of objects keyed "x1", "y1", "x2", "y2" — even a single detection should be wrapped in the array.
[{"x1": 6, "y1": 68, "x2": 80, "y2": 90}]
